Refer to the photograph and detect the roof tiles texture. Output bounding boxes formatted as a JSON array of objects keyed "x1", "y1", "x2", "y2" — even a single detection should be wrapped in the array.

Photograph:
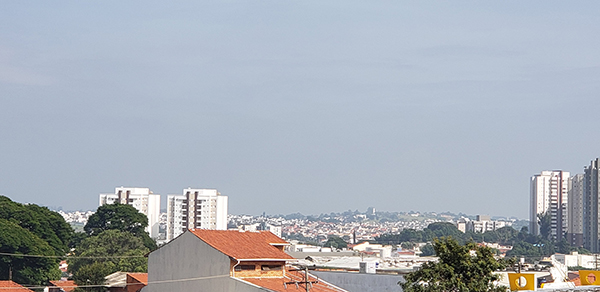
[
  {"x1": 127, "y1": 273, "x2": 148, "y2": 285},
  {"x1": 242, "y1": 269, "x2": 347, "y2": 292},
  {"x1": 0, "y1": 281, "x2": 34, "y2": 292},
  {"x1": 190, "y1": 229, "x2": 293, "y2": 260},
  {"x1": 49, "y1": 280, "x2": 77, "y2": 292}
]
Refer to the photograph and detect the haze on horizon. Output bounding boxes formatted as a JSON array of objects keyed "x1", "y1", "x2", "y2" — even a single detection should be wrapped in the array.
[{"x1": 1, "y1": 1, "x2": 600, "y2": 219}]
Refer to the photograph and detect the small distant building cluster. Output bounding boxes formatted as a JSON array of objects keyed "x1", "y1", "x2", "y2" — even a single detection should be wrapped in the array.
[
  {"x1": 237, "y1": 222, "x2": 283, "y2": 238},
  {"x1": 56, "y1": 210, "x2": 94, "y2": 224},
  {"x1": 455, "y1": 215, "x2": 512, "y2": 233}
]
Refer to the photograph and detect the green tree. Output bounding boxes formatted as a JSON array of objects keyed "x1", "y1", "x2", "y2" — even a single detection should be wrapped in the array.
[
  {"x1": 401, "y1": 237, "x2": 508, "y2": 292},
  {"x1": 323, "y1": 235, "x2": 348, "y2": 249},
  {"x1": 84, "y1": 203, "x2": 156, "y2": 249},
  {"x1": 401, "y1": 242, "x2": 416, "y2": 250},
  {"x1": 72, "y1": 261, "x2": 115, "y2": 292},
  {"x1": 537, "y1": 212, "x2": 552, "y2": 240},
  {"x1": 420, "y1": 243, "x2": 435, "y2": 257},
  {"x1": 0, "y1": 196, "x2": 73, "y2": 256},
  {"x1": 425, "y1": 222, "x2": 463, "y2": 239},
  {"x1": 0, "y1": 219, "x2": 61, "y2": 285},
  {"x1": 69, "y1": 230, "x2": 149, "y2": 287}
]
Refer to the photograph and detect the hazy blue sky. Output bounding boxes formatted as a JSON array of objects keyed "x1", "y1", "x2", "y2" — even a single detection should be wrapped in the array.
[{"x1": 1, "y1": 2, "x2": 600, "y2": 218}]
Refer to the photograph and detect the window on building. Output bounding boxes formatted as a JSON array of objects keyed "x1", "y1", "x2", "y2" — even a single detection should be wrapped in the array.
[
  {"x1": 235, "y1": 265, "x2": 255, "y2": 271},
  {"x1": 261, "y1": 265, "x2": 282, "y2": 271}
]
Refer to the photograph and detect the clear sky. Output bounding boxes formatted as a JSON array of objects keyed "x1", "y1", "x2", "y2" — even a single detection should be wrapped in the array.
[{"x1": 1, "y1": 1, "x2": 599, "y2": 218}]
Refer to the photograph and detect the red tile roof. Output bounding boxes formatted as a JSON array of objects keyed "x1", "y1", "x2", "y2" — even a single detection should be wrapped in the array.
[
  {"x1": 127, "y1": 273, "x2": 148, "y2": 285},
  {"x1": 242, "y1": 268, "x2": 347, "y2": 292},
  {"x1": 49, "y1": 280, "x2": 77, "y2": 292},
  {"x1": 0, "y1": 281, "x2": 34, "y2": 292},
  {"x1": 190, "y1": 229, "x2": 293, "y2": 261},
  {"x1": 568, "y1": 271, "x2": 581, "y2": 286}
]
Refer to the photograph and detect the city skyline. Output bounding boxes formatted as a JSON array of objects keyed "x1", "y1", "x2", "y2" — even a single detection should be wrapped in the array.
[{"x1": 2, "y1": 2, "x2": 600, "y2": 218}]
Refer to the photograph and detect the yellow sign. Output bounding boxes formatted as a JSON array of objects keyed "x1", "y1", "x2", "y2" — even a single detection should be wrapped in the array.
[
  {"x1": 508, "y1": 273, "x2": 536, "y2": 291},
  {"x1": 579, "y1": 270, "x2": 600, "y2": 285}
]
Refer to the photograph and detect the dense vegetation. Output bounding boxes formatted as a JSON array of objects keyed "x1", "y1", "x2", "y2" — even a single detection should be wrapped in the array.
[
  {"x1": 0, "y1": 219, "x2": 62, "y2": 285},
  {"x1": 0, "y1": 196, "x2": 155, "y2": 288},
  {"x1": 69, "y1": 203, "x2": 155, "y2": 289},
  {"x1": 0, "y1": 196, "x2": 73, "y2": 285},
  {"x1": 401, "y1": 237, "x2": 509, "y2": 292},
  {"x1": 323, "y1": 235, "x2": 348, "y2": 249},
  {"x1": 84, "y1": 203, "x2": 156, "y2": 250},
  {"x1": 0, "y1": 196, "x2": 73, "y2": 256},
  {"x1": 375, "y1": 222, "x2": 589, "y2": 260}
]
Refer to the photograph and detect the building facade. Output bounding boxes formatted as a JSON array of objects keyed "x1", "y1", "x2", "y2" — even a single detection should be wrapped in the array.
[
  {"x1": 99, "y1": 187, "x2": 160, "y2": 238},
  {"x1": 455, "y1": 215, "x2": 511, "y2": 234},
  {"x1": 568, "y1": 173, "x2": 584, "y2": 247},
  {"x1": 530, "y1": 170, "x2": 570, "y2": 239},
  {"x1": 584, "y1": 159, "x2": 600, "y2": 252},
  {"x1": 166, "y1": 188, "x2": 228, "y2": 241}
]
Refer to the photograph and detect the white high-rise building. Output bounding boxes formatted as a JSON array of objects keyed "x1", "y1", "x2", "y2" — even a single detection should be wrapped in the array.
[
  {"x1": 99, "y1": 187, "x2": 161, "y2": 239},
  {"x1": 166, "y1": 188, "x2": 228, "y2": 241},
  {"x1": 530, "y1": 170, "x2": 570, "y2": 239}
]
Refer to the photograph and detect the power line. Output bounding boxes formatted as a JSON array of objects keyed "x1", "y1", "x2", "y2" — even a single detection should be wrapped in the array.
[
  {"x1": 5, "y1": 274, "x2": 231, "y2": 290},
  {"x1": 0, "y1": 252, "x2": 146, "y2": 259}
]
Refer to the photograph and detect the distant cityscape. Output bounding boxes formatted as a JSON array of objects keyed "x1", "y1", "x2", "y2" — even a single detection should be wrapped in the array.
[{"x1": 57, "y1": 189, "x2": 528, "y2": 246}]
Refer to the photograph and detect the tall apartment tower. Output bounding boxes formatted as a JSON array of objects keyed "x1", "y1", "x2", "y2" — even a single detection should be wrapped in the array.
[
  {"x1": 584, "y1": 159, "x2": 600, "y2": 252},
  {"x1": 568, "y1": 174, "x2": 584, "y2": 247},
  {"x1": 166, "y1": 188, "x2": 228, "y2": 241},
  {"x1": 530, "y1": 170, "x2": 570, "y2": 239},
  {"x1": 99, "y1": 187, "x2": 161, "y2": 239}
]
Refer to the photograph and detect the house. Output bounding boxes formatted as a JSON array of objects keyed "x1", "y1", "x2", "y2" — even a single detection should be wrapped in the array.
[
  {"x1": 144, "y1": 229, "x2": 348, "y2": 292},
  {"x1": 0, "y1": 281, "x2": 34, "y2": 292},
  {"x1": 47, "y1": 280, "x2": 77, "y2": 292},
  {"x1": 105, "y1": 272, "x2": 147, "y2": 292}
]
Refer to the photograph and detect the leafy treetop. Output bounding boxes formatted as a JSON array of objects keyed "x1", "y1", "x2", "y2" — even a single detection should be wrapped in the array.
[
  {"x1": 0, "y1": 195, "x2": 73, "y2": 256},
  {"x1": 84, "y1": 203, "x2": 148, "y2": 236},
  {"x1": 401, "y1": 237, "x2": 508, "y2": 292},
  {"x1": 84, "y1": 203, "x2": 156, "y2": 249},
  {"x1": 323, "y1": 235, "x2": 348, "y2": 249},
  {"x1": 69, "y1": 229, "x2": 149, "y2": 290},
  {"x1": 0, "y1": 219, "x2": 61, "y2": 285}
]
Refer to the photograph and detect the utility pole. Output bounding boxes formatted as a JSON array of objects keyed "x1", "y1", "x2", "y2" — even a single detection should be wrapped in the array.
[
  {"x1": 8, "y1": 266, "x2": 12, "y2": 281},
  {"x1": 285, "y1": 265, "x2": 318, "y2": 292},
  {"x1": 305, "y1": 266, "x2": 309, "y2": 292}
]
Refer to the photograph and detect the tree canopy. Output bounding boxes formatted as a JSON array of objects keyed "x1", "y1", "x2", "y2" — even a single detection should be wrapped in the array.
[
  {"x1": 537, "y1": 212, "x2": 552, "y2": 240},
  {"x1": 0, "y1": 195, "x2": 73, "y2": 256},
  {"x1": 375, "y1": 221, "x2": 587, "y2": 260},
  {"x1": 0, "y1": 219, "x2": 61, "y2": 285},
  {"x1": 84, "y1": 203, "x2": 156, "y2": 249},
  {"x1": 401, "y1": 237, "x2": 508, "y2": 292},
  {"x1": 323, "y1": 235, "x2": 348, "y2": 249},
  {"x1": 69, "y1": 229, "x2": 149, "y2": 288}
]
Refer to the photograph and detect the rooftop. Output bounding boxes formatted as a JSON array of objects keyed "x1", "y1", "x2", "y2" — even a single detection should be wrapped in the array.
[
  {"x1": 0, "y1": 281, "x2": 34, "y2": 292},
  {"x1": 241, "y1": 268, "x2": 347, "y2": 292},
  {"x1": 190, "y1": 229, "x2": 293, "y2": 261},
  {"x1": 49, "y1": 280, "x2": 77, "y2": 292},
  {"x1": 127, "y1": 273, "x2": 148, "y2": 284}
]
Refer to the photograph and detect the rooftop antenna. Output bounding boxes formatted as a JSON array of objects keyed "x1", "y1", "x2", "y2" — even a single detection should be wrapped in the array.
[{"x1": 286, "y1": 264, "x2": 319, "y2": 292}]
